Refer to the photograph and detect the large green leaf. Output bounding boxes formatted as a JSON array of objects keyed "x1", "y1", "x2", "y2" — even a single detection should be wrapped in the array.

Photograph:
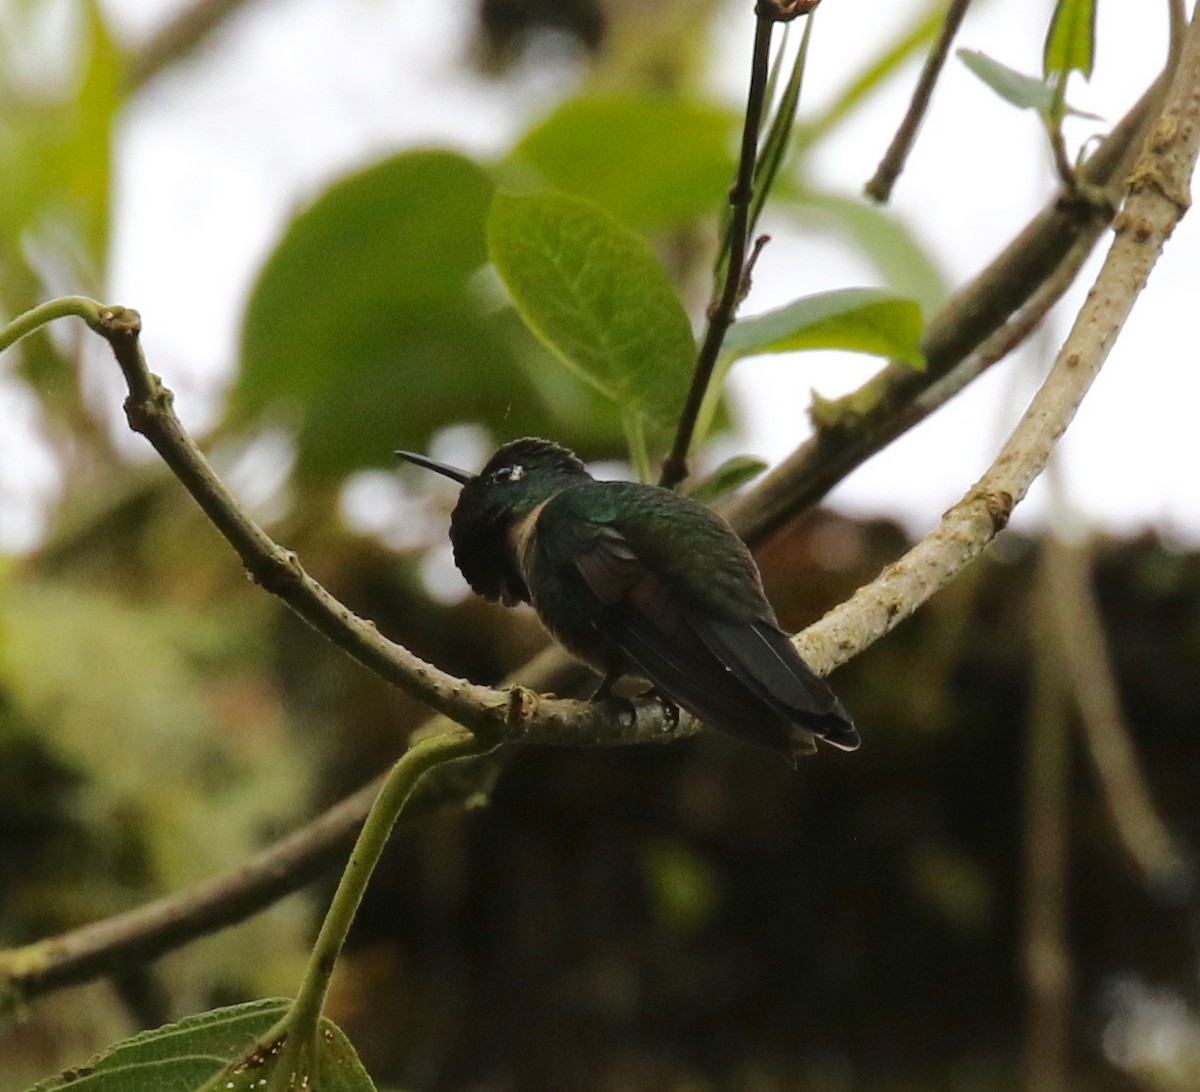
[
  {"x1": 507, "y1": 93, "x2": 737, "y2": 229},
  {"x1": 1044, "y1": 0, "x2": 1096, "y2": 80},
  {"x1": 235, "y1": 150, "x2": 548, "y2": 478},
  {"x1": 487, "y1": 190, "x2": 696, "y2": 429},
  {"x1": 28, "y1": 1000, "x2": 375, "y2": 1092},
  {"x1": 722, "y1": 288, "x2": 924, "y2": 368}
]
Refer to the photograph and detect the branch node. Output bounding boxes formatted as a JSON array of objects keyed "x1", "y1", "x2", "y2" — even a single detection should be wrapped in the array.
[
  {"x1": 1125, "y1": 159, "x2": 1191, "y2": 216},
  {"x1": 505, "y1": 685, "x2": 539, "y2": 727},
  {"x1": 247, "y1": 549, "x2": 305, "y2": 595},
  {"x1": 756, "y1": 0, "x2": 820, "y2": 21},
  {"x1": 96, "y1": 306, "x2": 142, "y2": 338},
  {"x1": 983, "y1": 490, "x2": 1014, "y2": 533}
]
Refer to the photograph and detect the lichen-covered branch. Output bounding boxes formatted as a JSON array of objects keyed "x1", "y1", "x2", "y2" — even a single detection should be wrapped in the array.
[{"x1": 793, "y1": 5, "x2": 1200, "y2": 674}]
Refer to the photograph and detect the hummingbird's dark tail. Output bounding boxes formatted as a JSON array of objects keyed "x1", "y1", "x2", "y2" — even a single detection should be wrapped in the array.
[
  {"x1": 605, "y1": 604, "x2": 859, "y2": 763},
  {"x1": 693, "y1": 618, "x2": 860, "y2": 758}
]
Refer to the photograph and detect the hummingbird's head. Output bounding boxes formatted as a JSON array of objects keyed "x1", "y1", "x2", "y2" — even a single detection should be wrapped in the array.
[{"x1": 397, "y1": 438, "x2": 591, "y2": 604}]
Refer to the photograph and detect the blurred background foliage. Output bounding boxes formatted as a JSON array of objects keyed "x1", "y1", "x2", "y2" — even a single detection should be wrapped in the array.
[{"x1": 1, "y1": 0, "x2": 1198, "y2": 1089}]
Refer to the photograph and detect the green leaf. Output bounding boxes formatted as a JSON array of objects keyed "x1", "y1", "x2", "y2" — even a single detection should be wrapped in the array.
[
  {"x1": 487, "y1": 190, "x2": 696, "y2": 430},
  {"x1": 722, "y1": 287, "x2": 925, "y2": 368},
  {"x1": 957, "y1": 48, "x2": 1100, "y2": 120},
  {"x1": 507, "y1": 93, "x2": 737, "y2": 229},
  {"x1": 1044, "y1": 0, "x2": 1096, "y2": 79},
  {"x1": 236, "y1": 150, "x2": 550, "y2": 479},
  {"x1": 27, "y1": 1000, "x2": 376, "y2": 1092},
  {"x1": 958, "y1": 48, "x2": 1057, "y2": 113},
  {"x1": 784, "y1": 188, "x2": 949, "y2": 318},
  {"x1": 683, "y1": 455, "x2": 768, "y2": 505}
]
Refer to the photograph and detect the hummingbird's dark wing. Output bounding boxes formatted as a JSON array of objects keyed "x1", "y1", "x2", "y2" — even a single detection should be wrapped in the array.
[{"x1": 536, "y1": 486, "x2": 858, "y2": 761}]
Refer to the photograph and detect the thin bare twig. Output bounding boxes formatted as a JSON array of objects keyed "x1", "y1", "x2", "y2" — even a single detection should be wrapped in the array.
[
  {"x1": 127, "y1": 0, "x2": 261, "y2": 91},
  {"x1": 865, "y1": 0, "x2": 973, "y2": 203},
  {"x1": 1044, "y1": 537, "x2": 1192, "y2": 894},
  {"x1": 1023, "y1": 553, "x2": 1074, "y2": 1092}
]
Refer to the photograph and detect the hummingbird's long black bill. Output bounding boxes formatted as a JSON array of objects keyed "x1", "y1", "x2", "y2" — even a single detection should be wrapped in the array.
[{"x1": 395, "y1": 450, "x2": 475, "y2": 486}]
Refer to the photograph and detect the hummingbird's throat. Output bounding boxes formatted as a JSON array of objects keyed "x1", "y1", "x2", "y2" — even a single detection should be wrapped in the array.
[{"x1": 505, "y1": 500, "x2": 550, "y2": 595}]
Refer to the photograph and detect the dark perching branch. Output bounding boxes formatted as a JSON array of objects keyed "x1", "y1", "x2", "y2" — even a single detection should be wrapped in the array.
[
  {"x1": 93, "y1": 307, "x2": 703, "y2": 752},
  {"x1": 660, "y1": 3, "x2": 798, "y2": 490},
  {"x1": 864, "y1": 0, "x2": 973, "y2": 203}
]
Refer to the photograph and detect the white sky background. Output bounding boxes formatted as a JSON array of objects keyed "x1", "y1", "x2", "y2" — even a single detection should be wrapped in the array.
[{"x1": 2, "y1": 0, "x2": 1197, "y2": 554}]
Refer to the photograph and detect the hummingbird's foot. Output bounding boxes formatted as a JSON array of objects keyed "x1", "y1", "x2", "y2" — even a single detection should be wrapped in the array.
[
  {"x1": 588, "y1": 667, "x2": 623, "y2": 703},
  {"x1": 640, "y1": 687, "x2": 681, "y2": 730},
  {"x1": 589, "y1": 668, "x2": 637, "y2": 728}
]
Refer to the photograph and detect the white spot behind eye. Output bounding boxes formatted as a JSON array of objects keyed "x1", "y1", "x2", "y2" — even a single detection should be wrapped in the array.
[{"x1": 509, "y1": 464, "x2": 524, "y2": 481}]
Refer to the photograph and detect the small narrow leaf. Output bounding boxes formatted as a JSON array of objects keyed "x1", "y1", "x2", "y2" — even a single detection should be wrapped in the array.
[
  {"x1": 749, "y1": 13, "x2": 815, "y2": 237},
  {"x1": 487, "y1": 190, "x2": 696, "y2": 427},
  {"x1": 28, "y1": 1000, "x2": 375, "y2": 1092},
  {"x1": 684, "y1": 455, "x2": 769, "y2": 505},
  {"x1": 958, "y1": 48, "x2": 1057, "y2": 113},
  {"x1": 721, "y1": 288, "x2": 925, "y2": 368},
  {"x1": 957, "y1": 48, "x2": 1100, "y2": 119},
  {"x1": 1044, "y1": 0, "x2": 1096, "y2": 79}
]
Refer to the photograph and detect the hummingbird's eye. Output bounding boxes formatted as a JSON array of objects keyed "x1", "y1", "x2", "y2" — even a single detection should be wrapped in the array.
[{"x1": 489, "y1": 464, "x2": 524, "y2": 484}]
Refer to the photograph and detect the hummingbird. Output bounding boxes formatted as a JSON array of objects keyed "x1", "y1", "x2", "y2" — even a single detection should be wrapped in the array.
[{"x1": 397, "y1": 438, "x2": 858, "y2": 762}]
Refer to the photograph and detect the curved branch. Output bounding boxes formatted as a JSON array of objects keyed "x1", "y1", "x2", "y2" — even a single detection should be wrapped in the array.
[
  {"x1": 91, "y1": 307, "x2": 692, "y2": 750},
  {"x1": 728, "y1": 63, "x2": 1170, "y2": 549},
  {"x1": 792, "y1": 4, "x2": 1200, "y2": 674},
  {"x1": 1044, "y1": 537, "x2": 1193, "y2": 894}
]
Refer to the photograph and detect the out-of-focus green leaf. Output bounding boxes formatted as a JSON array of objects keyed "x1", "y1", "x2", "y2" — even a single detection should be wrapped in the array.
[
  {"x1": 1, "y1": 0, "x2": 124, "y2": 406},
  {"x1": 236, "y1": 150, "x2": 550, "y2": 478},
  {"x1": 27, "y1": 1000, "x2": 376, "y2": 1092},
  {"x1": 1044, "y1": 0, "x2": 1096, "y2": 79},
  {"x1": 507, "y1": 93, "x2": 737, "y2": 229},
  {"x1": 722, "y1": 287, "x2": 925, "y2": 368},
  {"x1": 0, "y1": 583, "x2": 311, "y2": 999},
  {"x1": 641, "y1": 839, "x2": 719, "y2": 936},
  {"x1": 786, "y1": 190, "x2": 948, "y2": 317},
  {"x1": 487, "y1": 190, "x2": 696, "y2": 432},
  {"x1": 684, "y1": 455, "x2": 768, "y2": 505},
  {"x1": 957, "y1": 48, "x2": 1100, "y2": 119}
]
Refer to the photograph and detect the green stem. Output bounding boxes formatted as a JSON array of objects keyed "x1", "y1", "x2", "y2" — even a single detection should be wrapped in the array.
[
  {"x1": 0, "y1": 296, "x2": 107, "y2": 354},
  {"x1": 210, "y1": 729, "x2": 495, "y2": 1092},
  {"x1": 622, "y1": 410, "x2": 652, "y2": 483}
]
